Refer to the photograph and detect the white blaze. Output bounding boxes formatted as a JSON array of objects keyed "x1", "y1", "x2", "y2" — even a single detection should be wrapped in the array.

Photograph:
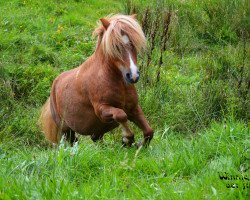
[
  {"x1": 129, "y1": 53, "x2": 138, "y2": 79},
  {"x1": 120, "y1": 35, "x2": 138, "y2": 81}
]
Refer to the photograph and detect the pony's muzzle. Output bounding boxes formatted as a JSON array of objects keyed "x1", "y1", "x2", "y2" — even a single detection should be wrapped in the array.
[{"x1": 125, "y1": 71, "x2": 140, "y2": 84}]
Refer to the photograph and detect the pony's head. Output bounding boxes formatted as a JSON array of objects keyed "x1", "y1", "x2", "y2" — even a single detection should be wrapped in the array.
[{"x1": 93, "y1": 14, "x2": 146, "y2": 84}]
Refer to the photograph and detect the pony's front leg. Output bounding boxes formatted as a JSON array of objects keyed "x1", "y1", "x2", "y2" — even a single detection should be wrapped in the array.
[
  {"x1": 129, "y1": 105, "x2": 154, "y2": 147},
  {"x1": 96, "y1": 105, "x2": 134, "y2": 146},
  {"x1": 121, "y1": 122, "x2": 135, "y2": 147}
]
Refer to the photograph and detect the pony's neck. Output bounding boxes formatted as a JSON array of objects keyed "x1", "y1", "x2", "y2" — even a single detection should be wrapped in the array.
[{"x1": 94, "y1": 46, "x2": 123, "y2": 79}]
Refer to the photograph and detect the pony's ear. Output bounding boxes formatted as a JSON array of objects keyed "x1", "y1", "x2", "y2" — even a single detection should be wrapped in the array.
[
  {"x1": 100, "y1": 18, "x2": 110, "y2": 30},
  {"x1": 130, "y1": 14, "x2": 137, "y2": 19}
]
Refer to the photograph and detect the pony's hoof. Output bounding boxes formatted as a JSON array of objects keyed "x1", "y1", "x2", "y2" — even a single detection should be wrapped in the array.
[{"x1": 122, "y1": 136, "x2": 135, "y2": 147}]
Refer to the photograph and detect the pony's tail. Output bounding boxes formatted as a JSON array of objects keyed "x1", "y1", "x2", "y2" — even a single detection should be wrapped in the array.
[{"x1": 39, "y1": 98, "x2": 61, "y2": 144}]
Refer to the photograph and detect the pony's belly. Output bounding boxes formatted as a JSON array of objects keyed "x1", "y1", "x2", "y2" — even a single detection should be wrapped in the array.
[
  {"x1": 65, "y1": 112, "x2": 119, "y2": 135},
  {"x1": 76, "y1": 122, "x2": 119, "y2": 136}
]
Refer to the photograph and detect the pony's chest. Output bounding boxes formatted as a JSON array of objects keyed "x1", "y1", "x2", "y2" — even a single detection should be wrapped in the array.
[
  {"x1": 99, "y1": 92, "x2": 137, "y2": 109},
  {"x1": 92, "y1": 80, "x2": 137, "y2": 104},
  {"x1": 123, "y1": 87, "x2": 138, "y2": 110},
  {"x1": 112, "y1": 86, "x2": 138, "y2": 109}
]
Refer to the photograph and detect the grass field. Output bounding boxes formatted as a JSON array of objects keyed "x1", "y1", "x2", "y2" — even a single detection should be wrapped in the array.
[
  {"x1": 0, "y1": 0, "x2": 249, "y2": 199},
  {"x1": 0, "y1": 120, "x2": 249, "y2": 199}
]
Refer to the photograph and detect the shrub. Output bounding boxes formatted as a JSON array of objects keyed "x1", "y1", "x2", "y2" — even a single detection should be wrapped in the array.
[{"x1": 5, "y1": 65, "x2": 58, "y2": 105}]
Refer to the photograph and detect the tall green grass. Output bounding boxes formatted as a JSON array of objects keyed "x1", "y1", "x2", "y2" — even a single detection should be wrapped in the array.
[
  {"x1": 0, "y1": 120, "x2": 249, "y2": 199},
  {"x1": 125, "y1": 0, "x2": 249, "y2": 132}
]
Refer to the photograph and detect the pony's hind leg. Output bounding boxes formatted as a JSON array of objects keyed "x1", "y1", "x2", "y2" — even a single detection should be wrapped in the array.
[
  {"x1": 39, "y1": 98, "x2": 61, "y2": 144},
  {"x1": 64, "y1": 130, "x2": 78, "y2": 146},
  {"x1": 91, "y1": 133, "x2": 104, "y2": 142}
]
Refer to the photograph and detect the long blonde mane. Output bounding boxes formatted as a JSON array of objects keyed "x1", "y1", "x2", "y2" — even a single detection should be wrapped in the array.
[{"x1": 93, "y1": 14, "x2": 146, "y2": 59}]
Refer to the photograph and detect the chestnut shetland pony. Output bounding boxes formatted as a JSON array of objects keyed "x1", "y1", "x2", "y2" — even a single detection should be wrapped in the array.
[{"x1": 39, "y1": 14, "x2": 154, "y2": 147}]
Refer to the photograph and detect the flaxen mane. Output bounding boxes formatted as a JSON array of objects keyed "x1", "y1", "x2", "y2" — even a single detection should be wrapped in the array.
[{"x1": 93, "y1": 14, "x2": 146, "y2": 59}]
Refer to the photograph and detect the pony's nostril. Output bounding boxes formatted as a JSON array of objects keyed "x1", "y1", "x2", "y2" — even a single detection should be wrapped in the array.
[{"x1": 126, "y1": 73, "x2": 131, "y2": 79}]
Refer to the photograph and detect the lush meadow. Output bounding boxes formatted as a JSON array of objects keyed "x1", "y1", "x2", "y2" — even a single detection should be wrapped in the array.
[{"x1": 0, "y1": 0, "x2": 249, "y2": 199}]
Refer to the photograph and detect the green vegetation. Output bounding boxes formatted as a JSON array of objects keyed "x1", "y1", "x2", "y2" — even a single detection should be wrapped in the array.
[
  {"x1": 0, "y1": 120, "x2": 249, "y2": 199},
  {"x1": 0, "y1": 0, "x2": 249, "y2": 199}
]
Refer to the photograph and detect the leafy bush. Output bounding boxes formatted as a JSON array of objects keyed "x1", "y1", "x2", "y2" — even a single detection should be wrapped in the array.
[{"x1": 6, "y1": 65, "x2": 58, "y2": 105}]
